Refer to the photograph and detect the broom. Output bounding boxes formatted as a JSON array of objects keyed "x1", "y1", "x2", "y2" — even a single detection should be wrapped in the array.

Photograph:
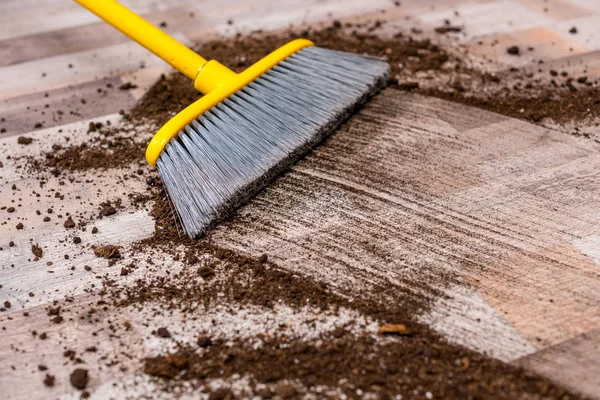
[{"x1": 76, "y1": 0, "x2": 389, "y2": 238}]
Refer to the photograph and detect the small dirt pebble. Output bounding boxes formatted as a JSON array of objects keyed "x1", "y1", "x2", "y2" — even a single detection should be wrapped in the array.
[
  {"x1": 31, "y1": 243, "x2": 43, "y2": 258},
  {"x1": 70, "y1": 369, "x2": 89, "y2": 390},
  {"x1": 17, "y1": 136, "x2": 33, "y2": 145},
  {"x1": 197, "y1": 335, "x2": 212, "y2": 348},
  {"x1": 156, "y1": 327, "x2": 171, "y2": 338},
  {"x1": 94, "y1": 245, "x2": 121, "y2": 259},
  {"x1": 43, "y1": 374, "x2": 55, "y2": 387},
  {"x1": 63, "y1": 216, "x2": 75, "y2": 228},
  {"x1": 506, "y1": 45, "x2": 520, "y2": 56},
  {"x1": 100, "y1": 205, "x2": 117, "y2": 217},
  {"x1": 275, "y1": 384, "x2": 297, "y2": 399}
]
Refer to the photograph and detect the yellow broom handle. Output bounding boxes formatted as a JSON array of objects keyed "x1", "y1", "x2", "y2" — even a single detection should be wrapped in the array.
[{"x1": 75, "y1": 0, "x2": 207, "y2": 80}]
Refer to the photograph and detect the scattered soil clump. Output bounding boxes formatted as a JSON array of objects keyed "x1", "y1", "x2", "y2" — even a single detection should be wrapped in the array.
[
  {"x1": 31, "y1": 243, "x2": 43, "y2": 258},
  {"x1": 94, "y1": 245, "x2": 121, "y2": 259},
  {"x1": 17, "y1": 136, "x2": 33, "y2": 145},
  {"x1": 70, "y1": 369, "x2": 89, "y2": 390}
]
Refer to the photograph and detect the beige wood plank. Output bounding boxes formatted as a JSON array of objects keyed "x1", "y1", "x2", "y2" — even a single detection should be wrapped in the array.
[
  {"x1": 0, "y1": 0, "x2": 176, "y2": 42},
  {"x1": 416, "y1": 0, "x2": 555, "y2": 38},
  {"x1": 0, "y1": 36, "x2": 189, "y2": 101},
  {"x1": 0, "y1": 8, "x2": 199, "y2": 67},
  {"x1": 0, "y1": 77, "x2": 137, "y2": 138},
  {"x1": 515, "y1": 328, "x2": 600, "y2": 397},
  {"x1": 519, "y1": 0, "x2": 593, "y2": 20}
]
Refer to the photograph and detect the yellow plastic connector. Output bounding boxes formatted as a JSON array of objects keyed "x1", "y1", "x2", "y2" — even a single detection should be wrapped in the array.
[
  {"x1": 74, "y1": 0, "x2": 314, "y2": 167},
  {"x1": 147, "y1": 39, "x2": 313, "y2": 167}
]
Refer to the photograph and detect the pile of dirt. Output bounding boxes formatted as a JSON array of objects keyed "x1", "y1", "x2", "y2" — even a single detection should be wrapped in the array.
[
  {"x1": 143, "y1": 335, "x2": 572, "y2": 399},
  {"x1": 28, "y1": 122, "x2": 146, "y2": 174}
]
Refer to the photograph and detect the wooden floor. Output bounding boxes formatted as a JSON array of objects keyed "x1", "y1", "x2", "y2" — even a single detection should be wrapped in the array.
[{"x1": 1, "y1": 0, "x2": 600, "y2": 399}]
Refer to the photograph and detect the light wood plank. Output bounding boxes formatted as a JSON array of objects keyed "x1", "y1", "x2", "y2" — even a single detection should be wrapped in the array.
[
  {"x1": 515, "y1": 328, "x2": 600, "y2": 397},
  {"x1": 0, "y1": 8, "x2": 199, "y2": 67}
]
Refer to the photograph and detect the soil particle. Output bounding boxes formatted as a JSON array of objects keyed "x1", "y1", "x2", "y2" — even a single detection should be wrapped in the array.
[
  {"x1": 208, "y1": 388, "x2": 233, "y2": 400},
  {"x1": 16, "y1": 223, "x2": 24, "y2": 230},
  {"x1": 144, "y1": 354, "x2": 186, "y2": 379},
  {"x1": 435, "y1": 25, "x2": 462, "y2": 34},
  {"x1": 94, "y1": 245, "x2": 121, "y2": 259},
  {"x1": 507, "y1": 45, "x2": 520, "y2": 56},
  {"x1": 156, "y1": 327, "x2": 171, "y2": 338},
  {"x1": 70, "y1": 369, "x2": 89, "y2": 390},
  {"x1": 63, "y1": 216, "x2": 75, "y2": 228},
  {"x1": 91, "y1": 227, "x2": 98, "y2": 234},
  {"x1": 256, "y1": 387, "x2": 273, "y2": 398},
  {"x1": 7, "y1": 207, "x2": 15, "y2": 213},
  {"x1": 184, "y1": 250, "x2": 199, "y2": 265},
  {"x1": 31, "y1": 243, "x2": 43, "y2": 258},
  {"x1": 43, "y1": 374, "x2": 55, "y2": 387},
  {"x1": 197, "y1": 335, "x2": 212, "y2": 348},
  {"x1": 17, "y1": 136, "x2": 33, "y2": 145},
  {"x1": 99, "y1": 204, "x2": 117, "y2": 217},
  {"x1": 197, "y1": 266, "x2": 215, "y2": 279},
  {"x1": 119, "y1": 82, "x2": 138, "y2": 90},
  {"x1": 275, "y1": 384, "x2": 297, "y2": 399},
  {"x1": 569, "y1": 26, "x2": 578, "y2": 34},
  {"x1": 332, "y1": 326, "x2": 346, "y2": 338},
  {"x1": 398, "y1": 81, "x2": 420, "y2": 90},
  {"x1": 73, "y1": 236, "x2": 82, "y2": 244}
]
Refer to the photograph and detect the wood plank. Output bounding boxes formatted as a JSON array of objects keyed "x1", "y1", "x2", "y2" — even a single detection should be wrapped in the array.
[
  {"x1": 0, "y1": 37, "x2": 188, "y2": 101},
  {"x1": 0, "y1": 77, "x2": 137, "y2": 138},
  {"x1": 515, "y1": 328, "x2": 600, "y2": 397},
  {"x1": 0, "y1": 8, "x2": 200, "y2": 67},
  {"x1": 0, "y1": 0, "x2": 175, "y2": 42},
  {"x1": 416, "y1": 0, "x2": 555, "y2": 38}
]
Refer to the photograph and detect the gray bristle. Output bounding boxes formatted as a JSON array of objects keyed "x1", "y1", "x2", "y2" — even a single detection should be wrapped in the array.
[{"x1": 157, "y1": 46, "x2": 390, "y2": 238}]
